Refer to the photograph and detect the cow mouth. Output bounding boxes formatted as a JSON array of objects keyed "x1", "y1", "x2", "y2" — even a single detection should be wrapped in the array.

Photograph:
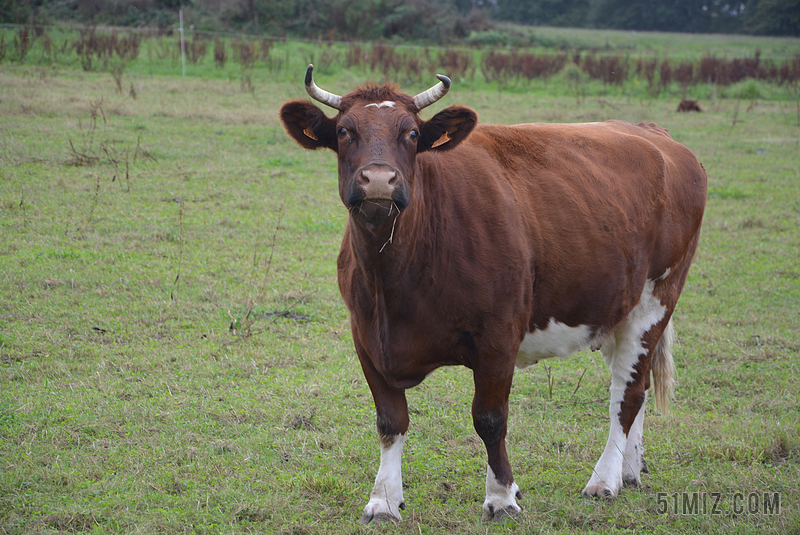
[{"x1": 350, "y1": 198, "x2": 402, "y2": 227}]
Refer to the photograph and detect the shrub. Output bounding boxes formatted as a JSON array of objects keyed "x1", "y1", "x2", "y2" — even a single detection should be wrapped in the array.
[
  {"x1": 516, "y1": 51, "x2": 567, "y2": 81},
  {"x1": 581, "y1": 52, "x2": 628, "y2": 85},
  {"x1": 346, "y1": 43, "x2": 365, "y2": 69},
  {"x1": 738, "y1": 79, "x2": 763, "y2": 100},
  {"x1": 467, "y1": 30, "x2": 512, "y2": 48},
  {"x1": 214, "y1": 37, "x2": 226, "y2": 68},
  {"x1": 636, "y1": 57, "x2": 658, "y2": 90},
  {"x1": 184, "y1": 35, "x2": 208, "y2": 65},
  {"x1": 232, "y1": 37, "x2": 257, "y2": 67},
  {"x1": 674, "y1": 61, "x2": 695, "y2": 91},
  {"x1": 481, "y1": 50, "x2": 513, "y2": 86},
  {"x1": 659, "y1": 59, "x2": 673, "y2": 89},
  {"x1": 438, "y1": 48, "x2": 473, "y2": 80}
]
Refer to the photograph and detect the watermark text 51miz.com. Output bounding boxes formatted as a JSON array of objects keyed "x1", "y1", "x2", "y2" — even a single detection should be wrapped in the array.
[{"x1": 656, "y1": 492, "x2": 781, "y2": 515}]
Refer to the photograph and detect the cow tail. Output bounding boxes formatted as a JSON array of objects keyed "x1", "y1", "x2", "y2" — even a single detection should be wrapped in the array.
[{"x1": 651, "y1": 318, "x2": 676, "y2": 414}]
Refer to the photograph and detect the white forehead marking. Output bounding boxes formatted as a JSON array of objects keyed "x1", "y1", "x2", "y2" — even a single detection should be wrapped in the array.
[{"x1": 365, "y1": 101, "x2": 396, "y2": 109}]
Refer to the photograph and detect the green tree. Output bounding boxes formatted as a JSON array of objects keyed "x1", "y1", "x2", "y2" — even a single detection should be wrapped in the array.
[
  {"x1": 746, "y1": 0, "x2": 800, "y2": 36},
  {"x1": 493, "y1": 0, "x2": 590, "y2": 27},
  {"x1": 586, "y1": 0, "x2": 715, "y2": 33},
  {"x1": 1, "y1": 0, "x2": 37, "y2": 23},
  {"x1": 584, "y1": 0, "x2": 774, "y2": 34}
]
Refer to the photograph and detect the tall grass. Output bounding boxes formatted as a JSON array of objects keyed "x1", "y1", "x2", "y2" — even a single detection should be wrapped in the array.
[{"x1": 1, "y1": 24, "x2": 799, "y2": 100}]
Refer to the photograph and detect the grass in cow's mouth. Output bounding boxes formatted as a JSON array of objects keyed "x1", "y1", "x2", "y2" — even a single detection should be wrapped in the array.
[
  {"x1": 0, "y1": 32, "x2": 798, "y2": 534},
  {"x1": 379, "y1": 202, "x2": 401, "y2": 252}
]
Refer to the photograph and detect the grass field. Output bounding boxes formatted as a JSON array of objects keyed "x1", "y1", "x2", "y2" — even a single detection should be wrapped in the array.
[
  {"x1": 1, "y1": 30, "x2": 799, "y2": 534},
  {"x1": 500, "y1": 24, "x2": 800, "y2": 59}
]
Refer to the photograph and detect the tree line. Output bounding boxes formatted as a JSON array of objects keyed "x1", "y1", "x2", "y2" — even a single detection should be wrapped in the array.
[
  {"x1": 2, "y1": 0, "x2": 798, "y2": 38},
  {"x1": 492, "y1": 0, "x2": 799, "y2": 37}
]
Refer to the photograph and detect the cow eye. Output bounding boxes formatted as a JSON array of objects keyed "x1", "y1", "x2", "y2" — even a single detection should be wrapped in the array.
[
  {"x1": 337, "y1": 127, "x2": 347, "y2": 138},
  {"x1": 409, "y1": 130, "x2": 419, "y2": 141}
]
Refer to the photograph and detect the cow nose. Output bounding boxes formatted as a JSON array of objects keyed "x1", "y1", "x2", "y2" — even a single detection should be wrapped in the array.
[{"x1": 359, "y1": 167, "x2": 397, "y2": 200}]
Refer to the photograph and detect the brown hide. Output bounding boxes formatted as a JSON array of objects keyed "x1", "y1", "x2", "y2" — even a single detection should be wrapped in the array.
[
  {"x1": 280, "y1": 81, "x2": 706, "y2": 518},
  {"x1": 337, "y1": 119, "x2": 706, "y2": 387}
]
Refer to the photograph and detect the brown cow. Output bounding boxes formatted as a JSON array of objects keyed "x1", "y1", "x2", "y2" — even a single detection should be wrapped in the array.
[
  {"x1": 677, "y1": 98, "x2": 703, "y2": 112},
  {"x1": 280, "y1": 65, "x2": 706, "y2": 522}
]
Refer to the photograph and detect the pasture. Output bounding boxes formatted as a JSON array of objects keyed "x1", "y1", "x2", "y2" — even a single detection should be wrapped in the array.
[{"x1": 1, "y1": 33, "x2": 799, "y2": 534}]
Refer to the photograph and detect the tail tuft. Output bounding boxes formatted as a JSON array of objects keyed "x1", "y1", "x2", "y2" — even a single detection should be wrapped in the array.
[{"x1": 651, "y1": 319, "x2": 677, "y2": 414}]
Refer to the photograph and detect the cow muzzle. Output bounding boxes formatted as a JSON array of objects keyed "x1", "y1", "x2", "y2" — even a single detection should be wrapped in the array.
[
  {"x1": 348, "y1": 164, "x2": 408, "y2": 226},
  {"x1": 359, "y1": 165, "x2": 397, "y2": 200}
]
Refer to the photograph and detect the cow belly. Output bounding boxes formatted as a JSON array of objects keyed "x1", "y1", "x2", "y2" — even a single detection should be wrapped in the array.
[{"x1": 515, "y1": 318, "x2": 594, "y2": 368}]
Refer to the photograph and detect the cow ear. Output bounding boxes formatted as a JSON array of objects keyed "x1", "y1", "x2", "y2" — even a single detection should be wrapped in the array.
[
  {"x1": 418, "y1": 105, "x2": 477, "y2": 153},
  {"x1": 279, "y1": 100, "x2": 337, "y2": 151}
]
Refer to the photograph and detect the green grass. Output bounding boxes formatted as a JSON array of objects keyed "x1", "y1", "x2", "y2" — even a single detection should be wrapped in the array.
[
  {"x1": 1, "y1": 29, "x2": 800, "y2": 534},
  {"x1": 3, "y1": 26, "x2": 800, "y2": 105},
  {"x1": 504, "y1": 24, "x2": 800, "y2": 59}
]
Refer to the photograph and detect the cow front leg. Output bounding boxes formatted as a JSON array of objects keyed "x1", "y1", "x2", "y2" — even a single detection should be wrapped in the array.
[
  {"x1": 472, "y1": 367, "x2": 521, "y2": 520},
  {"x1": 356, "y1": 343, "x2": 409, "y2": 523},
  {"x1": 362, "y1": 432, "x2": 406, "y2": 523}
]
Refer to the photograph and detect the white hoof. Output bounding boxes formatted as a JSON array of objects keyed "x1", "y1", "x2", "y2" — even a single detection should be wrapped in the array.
[
  {"x1": 482, "y1": 499, "x2": 521, "y2": 522},
  {"x1": 483, "y1": 466, "x2": 522, "y2": 521},
  {"x1": 621, "y1": 451, "x2": 647, "y2": 488},
  {"x1": 622, "y1": 470, "x2": 643, "y2": 488},
  {"x1": 360, "y1": 498, "x2": 404, "y2": 524},
  {"x1": 582, "y1": 482, "x2": 618, "y2": 499}
]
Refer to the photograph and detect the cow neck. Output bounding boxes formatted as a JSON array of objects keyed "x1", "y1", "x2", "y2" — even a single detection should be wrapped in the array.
[
  {"x1": 344, "y1": 157, "x2": 445, "y2": 380},
  {"x1": 347, "y1": 203, "x2": 417, "y2": 285},
  {"x1": 346, "y1": 157, "x2": 437, "y2": 292}
]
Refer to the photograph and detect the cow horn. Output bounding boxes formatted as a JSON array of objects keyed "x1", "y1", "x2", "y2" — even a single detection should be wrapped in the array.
[
  {"x1": 304, "y1": 64, "x2": 343, "y2": 110},
  {"x1": 412, "y1": 74, "x2": 451, "y2": 111}
]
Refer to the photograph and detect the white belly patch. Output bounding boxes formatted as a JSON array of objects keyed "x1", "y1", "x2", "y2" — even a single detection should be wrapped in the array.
[{"x1": 516, "y1": 318, "x2": 594, "y2": 368}]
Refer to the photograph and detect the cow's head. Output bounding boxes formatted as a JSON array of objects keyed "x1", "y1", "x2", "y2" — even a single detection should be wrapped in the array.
[{"x1": 280, "y1": 65, "x2": 477, "y2": 228}]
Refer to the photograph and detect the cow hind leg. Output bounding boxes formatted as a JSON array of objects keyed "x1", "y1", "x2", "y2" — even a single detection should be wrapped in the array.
[
  {"x1": 583, "y1": 280, "x2": 672, "y2": 499},
  {"x1": 582, "y1": 356, "x2": 641, "y2": 498},
  {"x1": 621, "y1": 317, "x2": 675, "y2": 487},
  {"x1": 621, "y1": 391, "x2": 647, "y2": 487}
]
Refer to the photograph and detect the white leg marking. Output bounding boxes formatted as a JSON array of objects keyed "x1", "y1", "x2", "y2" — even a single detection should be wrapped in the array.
[
  {"x1": 583, "y1": 279, "x2": 666, "y2": 498},
  {"x1": 362, "y1": 434, "x2": 405, "y2": 523},
  {"x1": 583, "y1": 382, "x2": 627, "y2": 498},
  {"x1": 483, "y1": 465, "x2": 521, "y2": 520},
  {"x1": 622, "y1": 391, "x2": 647, "y2": 487}
]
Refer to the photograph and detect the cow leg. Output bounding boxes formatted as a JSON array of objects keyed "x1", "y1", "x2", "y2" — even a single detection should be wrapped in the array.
[
  {"x1": 582, "y1": 355, "x2": 636, "y2": 498},
  {"x1": 472, "y1": 364, "x2": 521, "y2": 520},
  {"x1": 363, "y1": 433, "x2": 406, "y2": 523},
  {"x1": 622, "y1": 316, "x2": 675, "y2": 487},
  {"x1": 621, "y1": 390, "x2": 647, "y2": 487},
  {"x1": 355, "y1": 343, "x2": 410, "y2": 523},
  {"x1": 583, "y1": 280, "x2": 669, "y2": 498}
]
